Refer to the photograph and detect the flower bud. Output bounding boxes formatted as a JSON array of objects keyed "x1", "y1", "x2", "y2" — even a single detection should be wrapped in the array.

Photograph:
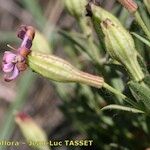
[
  {"x1": 101, "y1": 19, "x2": 144, "y2": 81},
  {"x1": 64, "y1": 0, "x2": 87, "y2": 18},
  {"x1": 86, "y1": 2, "x2": 122, "y2": 26},
  {"x1": 86, "y1": 2, "x2": 123, "y2": 40},
  {"x1": 117, "y1": 0, "x2": 138, "y2": 13},
  {"x1": 15, "y1": 113, "x2": 50, "y2": 150},
  {"x1": 27, "y1": 51, "x2": 104, "y2": 88}
]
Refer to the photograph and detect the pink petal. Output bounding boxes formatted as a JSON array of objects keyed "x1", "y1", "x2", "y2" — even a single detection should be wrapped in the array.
[
  {"x1": 20, "y1": 35, "x2": 28, "y2": 47},
  {"x1": 19, "y1": 35, "x2": 32, "y2": 51},
  {"x1": 3, "y1": 51, "x2": 16, "y2": 63},
  {"x1": 4, "y1": 66, "x2": 19, "y2": 82},
  {"x1": 3, "y1": 63, "x2": 14, "y2": 73}
]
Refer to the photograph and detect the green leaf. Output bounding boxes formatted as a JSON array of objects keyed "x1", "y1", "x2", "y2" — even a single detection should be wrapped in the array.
[
  {"x1": 143, "y1": 75, "x2": 150, "y2": 88},
  {"x1": 144, "y1": 0, "x2": 150, "y2": 14},
  {"x1": 137, "y1": 54, "x2": 148, "y2": 75},
  {"x1": 101, "y1": 104, "x2": 144, "y2": 114},
  {"x1": 128, "y1": 81, "x2": 150, "y2": 112},
  {"x1": 137, "y1": 1, "x2": 150, "y2": 31},
  {"x1": 59, "y1": 30, "x2": 102, "y2": 63},
  {"x1": 59, "y1": 30, "x2": 89, "y2": 53},
  {"x1": 131, "y1": 32, "x2": 150, "y2": 47}
]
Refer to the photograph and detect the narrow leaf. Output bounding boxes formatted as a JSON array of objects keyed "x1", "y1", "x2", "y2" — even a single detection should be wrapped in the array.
[
  {"x1": 59, "y1": 30, "x2": 89, "y2": 52},
  {"x1": 131, "y1": 32, "x2": 150, "y2": 47},
  {"x1": 143, "y1": 75, "x2": 150, "y2": 88},
  {"x1": 101, "y1": 104, "x2": 144, "y2": 114},
  {"x1": 128, "y1": 81, "x2": 150, "y2": 111}
]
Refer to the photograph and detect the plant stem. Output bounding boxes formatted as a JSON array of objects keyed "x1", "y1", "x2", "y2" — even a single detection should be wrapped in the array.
[
  {"x1": 103, "y1": 82, "x2": 126, "y2": 99},
  {"x1": 78, "y1": 18, "x2": 102, "y2": 65},
  {"x1": 134, "y1": 11, "x2": 150, "y2": 40}
]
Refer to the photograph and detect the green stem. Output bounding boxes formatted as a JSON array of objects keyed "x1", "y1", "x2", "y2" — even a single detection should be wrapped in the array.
[
  {"x1": 103, "y1": 82, "x2": 126, "y2": 99},
  {"x1": 103, "y1": 82, "x2": 142, "y2": 109},
  {"x1": 0, "y1": 71, "x2": 34, "y2": 150},
  {"x1": 78, "y1": 18, "x2": 102, "y2": 64},
  {"x1": 134, "y1": 11, "x2": 150, "y2": 40}
]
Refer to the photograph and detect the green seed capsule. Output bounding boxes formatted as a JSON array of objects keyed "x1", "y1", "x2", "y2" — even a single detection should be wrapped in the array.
[
  {"x1": 86, "y1": 2, "x2": 122, "y2": 26},
  {"x1": 86, "y1": 2, "x2": 123, "y2": 41},
  {"x1": 101, "y1": 19, "x2": 144, "y2": 81},
  {"x1": 27, "y1": 51, "x2": 104, "y2": 88}
]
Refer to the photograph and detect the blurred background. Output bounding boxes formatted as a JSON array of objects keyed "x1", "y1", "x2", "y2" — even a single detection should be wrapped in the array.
[{"x1": 0, "y1": 0, "x2": 150, "y2": 150}]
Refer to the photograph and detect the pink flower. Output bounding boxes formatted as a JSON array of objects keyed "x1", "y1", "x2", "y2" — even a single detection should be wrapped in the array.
[
  {"x1": 2, "y1": 51, "x2": 27, "y2": 82},
  {"x1": 2, "y1": 51, "x2": 18, "y2": 81},
  {"x1": 2, "y1": 25, "x2": 35, "y2": 82},
  {"x1": 17, "y1": 25, "x2": 35, "y2": 50}
]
